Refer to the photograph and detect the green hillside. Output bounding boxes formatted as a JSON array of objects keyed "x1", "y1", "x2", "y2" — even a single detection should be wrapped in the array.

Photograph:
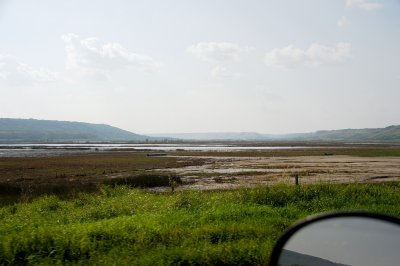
[
  {"x1": 0, "y1": 118, "x2": 149, "y2": 142},
  {"x1": 297, "y1": 125, "x2": 400, "y2": 142},
  {"x1": 151, "y1": 126, "x2": 400, "y2": 142}
]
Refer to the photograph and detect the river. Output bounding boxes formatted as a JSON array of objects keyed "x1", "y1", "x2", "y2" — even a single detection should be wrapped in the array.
[{"x1": 0, "y1": 143, "x2": 323, "y2": 157}]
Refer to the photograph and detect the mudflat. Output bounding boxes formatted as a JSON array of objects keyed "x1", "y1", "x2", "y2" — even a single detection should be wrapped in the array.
[
  {"x1": 159, "y1": 155, "x2": 400, "y2": 191},
  {"x1": 1, "y1": 147, "x2": 400, "y2": 202}
]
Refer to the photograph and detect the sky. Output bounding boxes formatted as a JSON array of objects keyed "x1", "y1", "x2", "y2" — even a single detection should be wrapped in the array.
[{"x1": 0, "y1": 0, "x2": 399, "y2": 134}]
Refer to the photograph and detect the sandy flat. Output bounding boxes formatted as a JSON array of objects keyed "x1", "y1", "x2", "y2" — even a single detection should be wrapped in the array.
[{"x1": 152, "y1": 155, "x2": 400, "y2": 191}]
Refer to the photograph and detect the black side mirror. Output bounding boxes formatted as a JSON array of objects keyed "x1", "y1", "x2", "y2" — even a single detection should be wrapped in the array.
[{"x1": 269, "y1": 211, "x2": 400, "y2": 266}]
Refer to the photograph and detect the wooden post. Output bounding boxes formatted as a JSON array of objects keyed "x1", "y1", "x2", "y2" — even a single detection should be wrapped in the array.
[
  {"x1": 295, "y1": 175, "x2": 299, "y2": 186},
  {"x1": 169, "y1": 175, "x2": 175, "y2": 193}
]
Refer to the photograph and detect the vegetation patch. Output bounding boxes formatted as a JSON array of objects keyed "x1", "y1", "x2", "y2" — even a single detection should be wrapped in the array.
[
  {"x1": 104, "y1": 173, "x2": 182, "y2": 188},
  {"x1": 0, "y1": 153, "x2": 203, "y2": 204},
  {"x1": 0, "y1": 183, "x2": 399, "y2": 265}
]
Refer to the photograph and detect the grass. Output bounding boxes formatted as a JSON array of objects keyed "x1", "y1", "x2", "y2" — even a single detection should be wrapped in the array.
[
  {"x1": 0, "y1": 183, "x2": 399, "y2": 265},
  {"x1": 0, "y1": 152, "x2": 196, "y2": 181}
]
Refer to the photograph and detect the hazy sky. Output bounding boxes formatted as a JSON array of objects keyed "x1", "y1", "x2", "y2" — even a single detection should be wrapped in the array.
[{"x1": 1, "y1": 0, "x2": 399, "y2": 134}]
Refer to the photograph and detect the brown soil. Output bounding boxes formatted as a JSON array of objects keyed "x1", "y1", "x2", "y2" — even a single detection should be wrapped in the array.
[{"x1": 150, "y1": 155, "x2": 400, "y2": 191}]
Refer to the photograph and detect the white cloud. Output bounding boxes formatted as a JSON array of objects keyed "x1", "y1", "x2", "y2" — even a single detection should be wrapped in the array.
[
  {"x1": 0, "y1": 55, "x2": 58, "y2": 85},
  {"x1": 187, "y1": 42, "x2": 242, "y2": 62},
  {"x1": 211, "y1": 66, "x2": 242, "y2": 79},
  {"x1": 264, "y1": 43, "x2": 352, "y2": 68},
  {"x1": 337, "y1": 16, "x2": 348, "y2": 28},
  {"x1": 61, "y1": 33, "x2": 160, "y2": 73},
  {"x1": 345, "y1": 0, "x2": 382, "y2": 11}
]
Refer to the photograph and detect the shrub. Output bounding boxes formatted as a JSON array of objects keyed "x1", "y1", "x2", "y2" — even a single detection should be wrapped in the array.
[{"x1": 104, "y1": 173, "x2": 181, "y2": 188}]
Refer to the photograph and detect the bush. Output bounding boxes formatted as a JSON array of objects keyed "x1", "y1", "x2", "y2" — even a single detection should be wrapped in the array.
[{"x1": 103, "y1": 173, "x2": 181, "y2": 188}]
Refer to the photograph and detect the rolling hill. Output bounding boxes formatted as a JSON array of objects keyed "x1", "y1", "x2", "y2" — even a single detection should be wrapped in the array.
[
  {"x1": 150, "y1": 125, "x2": 400, "y2": 142},
  {"x1": 2, "y1": 118, "x2": 399, "y2": 143},
  {"x1": 298, "y1": 125, "x2": 400, "y2": 142},
  {"x1": 0, "y1": 118, "x2": 151, "y2": 142},
  {"x1": 148, "y1": 132, "x2": 270, "y2": 141}
]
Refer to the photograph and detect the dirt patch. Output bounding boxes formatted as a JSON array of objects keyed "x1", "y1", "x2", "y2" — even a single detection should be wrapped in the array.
[
  {"x1": 2, "y1": 151, "x2": 399, "y2": 196},
  {"x1": 150, "y1": 155, "x2": 400, "y2": 191}
]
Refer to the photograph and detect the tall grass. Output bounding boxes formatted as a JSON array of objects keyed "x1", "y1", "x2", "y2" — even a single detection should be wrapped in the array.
[
  {"x1": 0, "y1": 172, "x2": 180, "y2": 206},
  {"x1": 0, "y1": 183, "x2": 399, "y2": 265}
]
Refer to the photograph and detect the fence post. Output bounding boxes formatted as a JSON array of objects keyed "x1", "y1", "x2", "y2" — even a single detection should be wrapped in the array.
[
  {"x1": 169, "y1": 175, "x2": 175, "y2": 193},
  {"x1": 295, "y1": 175, "x2": 299, "y2": 186}
]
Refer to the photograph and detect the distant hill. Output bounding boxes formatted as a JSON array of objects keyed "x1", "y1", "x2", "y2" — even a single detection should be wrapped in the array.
[
  {"x1": 149, "y1": 132, "x2": 270, "y2": 141},
  {"x1": 2, "y1": 118, "x2": 399, "y2": 143},
  {"x1": 295, "y1": 125, "x2": 400, "y2": 142},
  {"x1": 150, "y1": 125, "x2": 400, "y2": 142},
  {"x1": 0, "y1": 118, "x2": 151, "y2": 142},
  {"x1": 279, "y1": 249, "x2": 348, "y2": 266}
]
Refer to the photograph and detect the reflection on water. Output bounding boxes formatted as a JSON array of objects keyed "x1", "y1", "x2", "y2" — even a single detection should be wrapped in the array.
[{"x1": 0, "y1": 143, "x2": 322, "y2": 157}]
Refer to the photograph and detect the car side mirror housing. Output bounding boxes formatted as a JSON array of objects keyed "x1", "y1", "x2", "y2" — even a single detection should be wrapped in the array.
[{"x1": 269, "y1": 211, "x2": 400, "y2": 266}]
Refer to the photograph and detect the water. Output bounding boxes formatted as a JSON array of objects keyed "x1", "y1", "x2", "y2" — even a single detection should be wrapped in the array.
[{"x1": 0, "y1": 143, "x2": 319, "y2": 157}]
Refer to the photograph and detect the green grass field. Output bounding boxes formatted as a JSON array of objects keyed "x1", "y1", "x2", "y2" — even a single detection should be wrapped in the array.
[{"x1": 1, "y1": 183, "x2": 399, "y2": 265}]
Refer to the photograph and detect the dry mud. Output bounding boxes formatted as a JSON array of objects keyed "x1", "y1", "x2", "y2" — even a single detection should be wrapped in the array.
[{"x1": 151, "y1": 155, "x2": 400, "y2": 191}]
